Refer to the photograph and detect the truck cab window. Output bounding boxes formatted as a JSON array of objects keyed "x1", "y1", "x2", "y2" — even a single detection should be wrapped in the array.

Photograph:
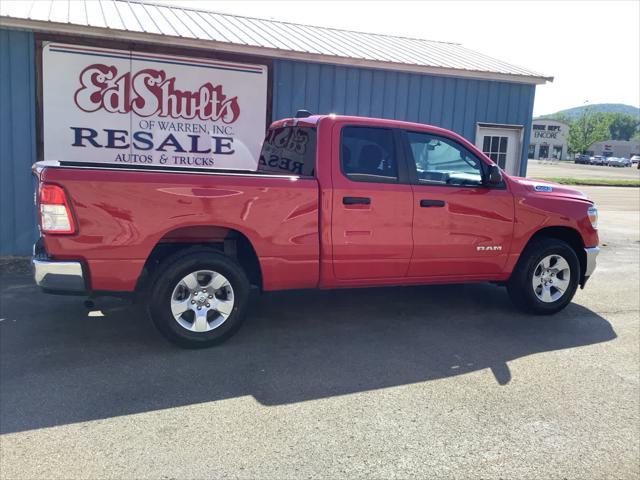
[
  {"x1": 406, "y1": 132, "x2": 484, "y2": 186},
  {"x1": 341, "y1": 126, "x2": 398, "y2": 182},
  {"x1": 258, "y1": 126, "x2": 316, "y2": 176}
]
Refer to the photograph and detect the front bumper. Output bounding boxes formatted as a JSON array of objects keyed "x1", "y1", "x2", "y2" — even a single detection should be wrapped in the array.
[
  {"x1": 33, "y1": 242, "x2": 86, "y2": 294},
  {"x1": 584, "y1": 246, "x2": 600, "y2": 277},
  {"x1": 581, "y1": 246, "x2": 600, "y2": 287}
]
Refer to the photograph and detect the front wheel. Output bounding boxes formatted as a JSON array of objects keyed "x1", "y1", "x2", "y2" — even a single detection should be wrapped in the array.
[
  {"x1": 507, "y1": 238, "x2": 580, "y2": 315},
  {"x1": 148, "y1": 249, "x2": 250, "y2": 348}
]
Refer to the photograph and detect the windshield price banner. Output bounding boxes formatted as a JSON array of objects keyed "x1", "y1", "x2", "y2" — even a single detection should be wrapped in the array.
[{"x1": 42, "y1": 43, "x2": 268, "y2": 170}]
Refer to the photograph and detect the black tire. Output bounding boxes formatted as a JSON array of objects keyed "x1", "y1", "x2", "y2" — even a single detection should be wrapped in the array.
[
  {"x1": 148, "y1": 248, "x2": 250, "y2": 348},
  {"x1": 507, "y1": 238, "x2": 580, "y2": 315}
]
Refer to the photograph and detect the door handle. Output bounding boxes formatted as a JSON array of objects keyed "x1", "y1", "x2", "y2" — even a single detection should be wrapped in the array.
[
  {"x1": 343, "y1": 196, "x2": 371, "y2": 205},
  {"x1": 420, "y1": 199, "x2": 445, "y2": 208}
]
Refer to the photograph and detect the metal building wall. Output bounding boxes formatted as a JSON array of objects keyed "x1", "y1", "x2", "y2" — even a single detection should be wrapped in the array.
[
  {"x1": 272, "y1": 59, "x2": 535, "y2": 176},
  {"x1": 0, "y1": 29, "x2": 37, "y2": 256}
]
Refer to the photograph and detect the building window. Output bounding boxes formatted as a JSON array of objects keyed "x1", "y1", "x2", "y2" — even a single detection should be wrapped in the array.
[
  {"x1": 482, "y1": 135, "x2": 508, "y2": 168},
  {"x1": 552, "y1": 145, "x2": 563, "y2": 160},
  {"x1": 539, "y1": 145, "x2": 549, "y2": 159},
  {"x1": 528, "y1": 144, "x2": 536, "y2": 159}
]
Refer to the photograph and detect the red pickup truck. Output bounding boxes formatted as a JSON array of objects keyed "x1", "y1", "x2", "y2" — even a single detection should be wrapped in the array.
[{"x1": 33, "y1": 114, "x2": 599, "y2": 348}]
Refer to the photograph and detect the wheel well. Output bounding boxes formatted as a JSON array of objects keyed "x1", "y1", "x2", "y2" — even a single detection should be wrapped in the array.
[
  {"x1": 525, "y1": 226, "x2": 587, "y2": 283},
  {"x1": 137, "y1": 226, "x2": 262, "y2": 292}
]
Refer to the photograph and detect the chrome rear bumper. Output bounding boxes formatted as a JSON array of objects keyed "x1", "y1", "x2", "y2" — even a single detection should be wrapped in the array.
[
  {"x1": 33, "y1": 242, "x2": 86, "y2": 293},
  {"x1": 33, "y1": 259, "x2": 86, "y2": 293}
]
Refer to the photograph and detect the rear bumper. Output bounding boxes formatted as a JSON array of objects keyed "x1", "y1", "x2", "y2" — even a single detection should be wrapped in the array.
[{"x1": 33, "y1": 242, "x2": 86, "y2": 294}]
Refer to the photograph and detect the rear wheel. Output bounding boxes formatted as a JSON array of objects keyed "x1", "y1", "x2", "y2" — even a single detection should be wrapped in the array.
[
  {"x1": 148, "y1": 249, "x2": 250, "y2": 348},
  {"x1": 507, "y1": 238, "x2": 580, "y2": 315}
]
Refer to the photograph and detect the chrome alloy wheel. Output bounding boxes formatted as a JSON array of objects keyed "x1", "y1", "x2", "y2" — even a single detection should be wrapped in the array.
[
  {"x1": 170, "y1": 270, "x2": 235, "y2": 332},
  {"x1": 532, "y1": 254, "x2": 571, "y2": 303}
]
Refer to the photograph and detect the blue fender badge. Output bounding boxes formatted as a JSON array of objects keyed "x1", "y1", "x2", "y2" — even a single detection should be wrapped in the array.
[{"x1": 534, "y1": 184, "x2": 553, "y2": 192}]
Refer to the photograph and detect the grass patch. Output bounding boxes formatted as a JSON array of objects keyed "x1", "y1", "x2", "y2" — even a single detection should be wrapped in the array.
[{"x1": 538, "y1": 177, "x2": 640, "y2": 187}]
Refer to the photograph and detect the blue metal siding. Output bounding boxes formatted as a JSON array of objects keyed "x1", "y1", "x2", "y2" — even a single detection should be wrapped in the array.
[
  {"x1": 0, "y1": 29, "x2": 36, "y2": 256},
  {"x1": 272, "y1": 59, "x2": 535, "y2": 177}
]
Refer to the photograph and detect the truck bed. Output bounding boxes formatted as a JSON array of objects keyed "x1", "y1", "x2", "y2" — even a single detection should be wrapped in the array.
[{"x1": 35, "y1": 163, "x2": 320, "y2": 291}]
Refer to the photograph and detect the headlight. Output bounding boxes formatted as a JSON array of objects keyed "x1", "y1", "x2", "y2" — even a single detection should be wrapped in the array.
[{"x1": 588, "y1": 205, "x2": 598, "y2": 229}]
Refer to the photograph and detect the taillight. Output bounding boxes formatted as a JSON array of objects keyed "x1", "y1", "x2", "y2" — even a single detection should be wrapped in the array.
[{"x1": 38, "y1": 184, "x2": 76, "y2": 234}]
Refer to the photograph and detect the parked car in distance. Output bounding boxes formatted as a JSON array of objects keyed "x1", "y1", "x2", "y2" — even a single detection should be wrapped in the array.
[
  {"x1": 607, "y1": 157, "x2": 631, "y2": 167},
  {"x1": 591, "y1": 155, "x2": 606, "y2": 166},
  {"x1": 575, "y1": 154, "x2": 591, "y2": 164},
  {"x1": 31, "y1": 114, "x2": 601, "y2": 348},
  {"x1": 630, "y1": 154, "x2": 640, "y2": 165}
]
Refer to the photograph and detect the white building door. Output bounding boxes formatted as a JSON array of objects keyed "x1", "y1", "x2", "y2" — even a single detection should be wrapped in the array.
[{"x1": 475, "y1": 125, "x2": 523, "y2": 176}]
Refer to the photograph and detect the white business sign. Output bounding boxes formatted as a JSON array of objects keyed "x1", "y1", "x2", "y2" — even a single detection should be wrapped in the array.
[{"x1": 42, "y1": 43, "x2": 268, "y2": 170}]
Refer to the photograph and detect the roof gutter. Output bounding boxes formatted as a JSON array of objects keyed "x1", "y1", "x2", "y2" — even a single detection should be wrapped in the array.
[{"x1": 0, "y1": 17, "x2": 553, "y2": 85}]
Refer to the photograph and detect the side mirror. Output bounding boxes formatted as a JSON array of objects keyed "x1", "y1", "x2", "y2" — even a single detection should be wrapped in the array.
[{"x1": 487, "y1": 164, "x2": 503, "y2": 185}]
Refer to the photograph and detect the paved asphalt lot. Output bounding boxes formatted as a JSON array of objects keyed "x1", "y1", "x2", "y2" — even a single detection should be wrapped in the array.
[
  {"x1": 528, "y1": 160, "x2": 640, "y2": 181},
  {"x1": 1, "y1": 187, "x2": 638, "y2": 479}
]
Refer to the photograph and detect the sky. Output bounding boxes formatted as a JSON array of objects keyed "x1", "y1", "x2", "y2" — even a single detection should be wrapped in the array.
[{"x1": 156, "y1": 0, "x2": 640, "y2": 116}]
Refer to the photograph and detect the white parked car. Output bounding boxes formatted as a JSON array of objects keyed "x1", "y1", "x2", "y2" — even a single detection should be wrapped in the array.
[{"x1": 631, "y1": 155, "x2": 640, "y2": 165}]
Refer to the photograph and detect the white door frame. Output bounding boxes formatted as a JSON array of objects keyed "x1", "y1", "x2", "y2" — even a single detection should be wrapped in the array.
[{"x1": 475, "y1": 123, "x2": 524, "y2": 176}]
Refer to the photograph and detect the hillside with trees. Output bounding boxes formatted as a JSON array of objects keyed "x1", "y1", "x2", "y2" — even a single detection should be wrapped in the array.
[{"x1": 538, "y1": 103, "x2": 640, "y2": 122}]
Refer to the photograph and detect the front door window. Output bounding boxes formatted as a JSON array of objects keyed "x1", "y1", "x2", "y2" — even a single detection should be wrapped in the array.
[{"x1": 407, "y1": 132, "x2": 483, "y2": 186}]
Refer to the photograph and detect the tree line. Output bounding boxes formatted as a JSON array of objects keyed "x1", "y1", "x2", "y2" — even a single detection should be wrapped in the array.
[{"x1": 542, "y1": 110, "x2": 640, "y2": 154}]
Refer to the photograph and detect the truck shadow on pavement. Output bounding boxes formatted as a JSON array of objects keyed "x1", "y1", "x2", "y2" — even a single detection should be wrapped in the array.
[{"x1": 0, "y1": 273, "x2": 617, "y2": 434}]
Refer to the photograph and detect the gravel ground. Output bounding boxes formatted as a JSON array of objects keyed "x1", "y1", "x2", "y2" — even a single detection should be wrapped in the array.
[{"x1": 0, "y1": 186, "x2": 638, "y2": 479}]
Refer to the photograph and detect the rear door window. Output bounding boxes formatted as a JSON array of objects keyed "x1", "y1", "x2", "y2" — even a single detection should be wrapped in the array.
[
  {"x1": 258, "y1": 126, "x2": 316, "y2": 176},
  {"x1": 340, "y1": 126, "x2": 398, "y2": 183}
]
